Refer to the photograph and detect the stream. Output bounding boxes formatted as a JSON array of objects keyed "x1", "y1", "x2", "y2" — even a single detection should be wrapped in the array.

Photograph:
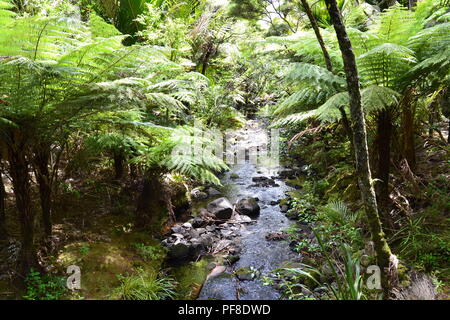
[{"x1": 196, "y1": 120, "x2": 299, "y2": 300}]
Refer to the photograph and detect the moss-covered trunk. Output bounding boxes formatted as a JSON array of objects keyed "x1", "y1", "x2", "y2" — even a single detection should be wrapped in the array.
[
  {"x1": 325, "y1": 0, "x2": 395, "y2": 294},
  {"x1": 300, "y1": 1, "x2": 353, "y2": 148}
]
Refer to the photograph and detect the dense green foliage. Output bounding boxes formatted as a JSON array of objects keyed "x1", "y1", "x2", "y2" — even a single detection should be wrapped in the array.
[{"x1": 0, "y1": 0, "x2": 448, "y2": 301}]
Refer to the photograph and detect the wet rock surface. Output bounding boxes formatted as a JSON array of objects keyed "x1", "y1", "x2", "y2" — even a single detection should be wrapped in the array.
[
  {"x1": 206, "y1": 197, "x2": 233, "y2": 220},
  {"x1": 235, "y1": 197, "x2": 260, "y2": 218},
  {"x1": 162, "y1": 206, "x2": 254, "y2": 264}
]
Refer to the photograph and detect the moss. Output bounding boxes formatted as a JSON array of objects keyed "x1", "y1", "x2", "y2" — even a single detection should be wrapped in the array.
[
  {"x1": 397, "y1": 263, "x2": 410, "y2": 283},
  {"x1": 235, "y1": 266, "x2": 259, "y2": 280},
  {"x1": 172, "y1": 257, "x2": 212, "y2": 300},
  {"x1": 56, "y1": 231, "x2": 165, "y2": 299}
]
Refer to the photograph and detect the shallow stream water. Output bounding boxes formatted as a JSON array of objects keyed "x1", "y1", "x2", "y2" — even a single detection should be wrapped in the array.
[{"x1": 196, "y1": 120, "x2": 298, "y2": 300}]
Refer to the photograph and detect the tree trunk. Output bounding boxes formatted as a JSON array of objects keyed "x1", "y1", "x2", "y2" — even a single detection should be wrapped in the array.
[
  {"x1": 0, "y1": 167, "x2": 7, "y2": 240},
  {"x1": 408, "y1": 0, "x2": 418, "y2": 10},
  {"x1": 428, "y1": 98, "x2": 438, "y2": 138},
  {"x1": 375, "y1": 109, "x2": 393, "y2": 228},
  {"x1": 300, "y1": 0, "x2": 334, "y2": 72},
  {"x1": 135, "y1": 171, "x2": 165, "y2": 228},
  {"x1": 34, "y1": 145, "x2": 52, "y2": 238},
  {"x1": 400, "y1": 89, "x2": 416, "y2": 170},
  {"x1": 201, "y1": 50, "x2": 212, "y2": 75},
  {"x1": 113, "y1": 150, "x2": 125, "y2": 181},
  {"x1": 339, "y1": 106, "x2": 354, "y2": 147},
  {"x1": 7, "y1": 140, "x2": 38, "y2": 275},
  {"x1": 325, "y1": 0, "x2": 395, "y2": 294},
  {"x1": 300, "y1": 0, "x2": 354, "y2": 146}
]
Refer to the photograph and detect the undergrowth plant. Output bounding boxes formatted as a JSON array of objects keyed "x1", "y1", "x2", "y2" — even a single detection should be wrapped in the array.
[
  {"x1": 23, "y1": 269, "x2": 67, "y2": 300},
  {"x1": 113, "y1": 268, "x2": 177, "y2": 300}
]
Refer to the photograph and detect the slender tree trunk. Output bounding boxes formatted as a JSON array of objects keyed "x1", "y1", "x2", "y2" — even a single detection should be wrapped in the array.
[
  {"x1": 34, "y1": 145, "x2": 52, "y2": 238},
  {"x1": 300, "y1": 0, "x2": 334, "y2": 72},
  {"x1": 400, "y1": 89, "x2": 416, "y2": 170},
  {"x1": 428, "y1": 97, "x2": 439, "y2": 138},
  {"x1": 201, "y1": 50, "x2": 212, "y2": 75},
  {"x1": 375, "y1": 109, "x2": 393, "y2": 228},
  {"x1": 325, "y1": 0, "x2": 395, "y2": 294},
  {"x1": 300, "y1": 0, "x2": 354, "y2": 145},
  {"x1": 7, "y1": 139, "x2": 38, "y2": 275},
  {"x1": 0, "y1": 166, "x2": 7, "y2": 240},
  {"x1": 339, "y1": 106, "x2": 354, "y2": 146}
]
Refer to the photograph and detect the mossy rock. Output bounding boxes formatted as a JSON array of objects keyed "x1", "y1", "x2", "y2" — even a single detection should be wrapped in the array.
[{"x1": 235, "y1": 267, "x2": 258, "y2": 281}]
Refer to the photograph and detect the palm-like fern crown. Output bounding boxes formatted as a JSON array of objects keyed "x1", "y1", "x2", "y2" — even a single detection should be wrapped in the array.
[
  {"x1": 271, "y1": 0, "x2": 450, "y2": 127},
  {"x1": 0, "y1": 2, "x2": 226, "y2": 184}
]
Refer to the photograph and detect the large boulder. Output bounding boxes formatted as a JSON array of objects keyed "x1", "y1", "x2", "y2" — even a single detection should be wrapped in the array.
[
  {"x1": 235, "y1": 197, "x2": 260, "y2": 218},
  {"x1": 206, "y1": 197, "x2": 233, "y2": 220}
]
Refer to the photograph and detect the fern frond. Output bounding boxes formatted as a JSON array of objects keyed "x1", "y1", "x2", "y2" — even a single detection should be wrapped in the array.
[
  {"x1": 320, "y1": 200, "x2": 359, "y2": 226},
  {"x1": 0, "y1": 16, "x2": 87, "y2": 63},
  {"x1": 408, "y1": 22, "x2": 450, "y2": 59},
  {"x1": 361, "y1": 85, "x2": 400, "y2": 113},
  {"x1": 317, "y1": 92, "x2": 349, "y2": 123},
  {"x1": 374, "y1": 4, "x2": 417, "y2": 45},
  {"x1": 146, "y1": 92, "x2": 186, "y2": 112},
  {"x1": 0, "y1": 0, "x2": 15, "y2": 25},
  {"x1": 272, "y1": 87, "x2": 329, "y2": 117},
  {"x1": 357, "y1": 43, "x2": 416, "y2": 87},
  {"x1": 162, "y1": 125, "x2": 228, "y2": 185},
  {"x1": 285, "y1": 63, "x2": 346, "y2": 90},
  {"x1": 401, "y1": 47, "x2": 450, "y2": 87},
  {"x1": 272, "y1": 110, "x2": 318, "y2": 127}
]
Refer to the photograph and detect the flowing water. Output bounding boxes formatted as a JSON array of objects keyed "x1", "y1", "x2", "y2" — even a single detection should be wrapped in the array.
[{"x1": 197, "y1": 120, "x2": 298, "y2": 300}]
